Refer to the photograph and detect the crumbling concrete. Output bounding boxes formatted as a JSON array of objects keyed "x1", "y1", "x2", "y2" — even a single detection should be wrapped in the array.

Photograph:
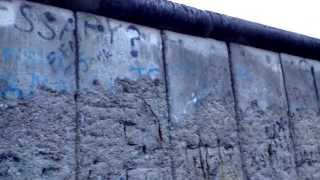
[
  {"x1": 230, "y1": 44, "x2": 298, "y2": 180},
  {"x1": 77, "y1": 12, "x2": 171, "y2": 180},
  {"x1": 281, "y1": 54, "x2": 320, "y2": 180},
  {"x1": 1, "y1": 1, "x2": 320, "y2": 180},
  {"x1": 164, "y1": 31, "x2": 244, "y2": 180},
  {"x1": 0, "y1": 1, "x2": 76, "y2": 180}
]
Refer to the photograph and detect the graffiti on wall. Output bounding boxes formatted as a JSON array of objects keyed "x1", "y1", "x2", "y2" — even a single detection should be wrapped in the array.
[
  {"x1": 12, "y1": 3, "x2": 75, "y2": 41},
  {"x1": 0, "y1": 1, "x2": 162, "y2": 98},
  {"x1": 80, "y1": 15, "x2": 161, "y2": 89},
  {"x1": 0, "y1": 47, "x2": 73, "y2": 99},
  {"x1": 0, "y1": 2, "x2": 75, "y2": 99}
]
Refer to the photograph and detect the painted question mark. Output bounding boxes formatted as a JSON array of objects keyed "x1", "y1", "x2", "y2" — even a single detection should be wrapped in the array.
[{"x1": 127, "y1": 25, "x2": 141, "y2": 58}]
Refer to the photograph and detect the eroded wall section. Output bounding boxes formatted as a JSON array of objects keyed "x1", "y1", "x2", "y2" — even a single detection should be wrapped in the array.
[
  {"x1": 77, "y1": 12, "x2": 171, "y2": 180},
  {"x1": 0, "y1": 1, "x2": 76, "y2": 180},
  {"x1": 281, "y1": 54, "x2": 320, "y2": 180},
  {"x1": 1, "y1": 1, "x2": 320, "y2": 180},
  {"x1": 230, "y1": 44, "x2": 298, "y2": 180},
  {"x1": 164, "y1": 31, "x2": 244, "y2": 180}
]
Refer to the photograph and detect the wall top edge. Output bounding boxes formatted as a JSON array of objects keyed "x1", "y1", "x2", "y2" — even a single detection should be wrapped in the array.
[{"x1": 19, "y1": 0, "x2": 320, "y2": 60}]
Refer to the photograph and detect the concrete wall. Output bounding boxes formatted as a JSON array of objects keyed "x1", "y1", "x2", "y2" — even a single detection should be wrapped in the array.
[{"x1": 0, "y1": 1, "x2": 319, "y2": 180}]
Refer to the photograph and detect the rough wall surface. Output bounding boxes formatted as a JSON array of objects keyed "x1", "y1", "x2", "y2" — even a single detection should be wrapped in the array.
[
  {"x1": 77, "y1": 12, "x2": 171, "y2": 180},
  {"x1": 0, "y1": 1, "x2": 76, "y2": 180},
  {"x1": 281, "y1": 55, "x2": 320, "y2": 180},
  {"x1": 164, "y1": 32, "x2": 244, "y2": 180},
  {"x1": 0, "y1": 1, "x2": 320, "y2": 180},
  {"x1": 230, "y1": 44, "x2": 298, "y2": 180}
]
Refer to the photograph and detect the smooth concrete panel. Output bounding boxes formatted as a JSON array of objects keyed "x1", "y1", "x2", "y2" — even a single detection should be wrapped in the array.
[
  {"x1": 164, "y1": 31, "x2": 244, "y2": 180},
  {"x1": 77, "y1": 12, "x2": 171, "y2": 180},
  {"x1": 0, "y1": 1, "x2": 76, "y2": 180},
  {"x1": 230, "y1": 44, "x2": 298, "y2": 180},
  {"x1": 281, "y1": 54, "x2": 320, "y2": 179}
]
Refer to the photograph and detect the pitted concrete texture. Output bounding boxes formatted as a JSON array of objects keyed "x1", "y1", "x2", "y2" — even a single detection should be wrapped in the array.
[
  {"x1": 311, "y1": 60, "x2": 320, "y2": 97},
  {"x1": 281, "y1": 54, "x2": 320, "y2": 180},
  {"x1": 1, "y1": 1, "x2": 320, "y2": 180},
  {"x1": 310, "y1": 61, "x2": 320, "y2": 112},
  {"x1": 77, "y1": 12, "x2": 172, "y2": 180},
  {"x1": 0, "y1": 1, "x2": 76, "y2": 180},
  {"x1": 230, "y1": 44, "x2": 298, "y2": 180},
  {"x1": 164, "y1": 31, "x2": 244, "y2": 180}
]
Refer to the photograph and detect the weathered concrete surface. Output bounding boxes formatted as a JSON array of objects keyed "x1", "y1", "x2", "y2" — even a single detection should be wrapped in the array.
[
  {"x1": 230, "y1": 44, "x2": 298, "y2": 180},
  {"x1": 311, "y1": 60, "x2": 320, "y2": 100},
  {"x1": 311, "y1": 61, "x2": 320, "y2": 118},
  {"x1": 77, "y1": 12, "x2": 171, "y2": 179},
  {"x1": 0, "y1": 1, "x2": 76, "y2": 180},
  {"x1": 281, "y1": 54, "x2": 320, "y2": 179},
  {"x1": 1, "y1": 1, "x2": 320, "y2": 179},
  {"x1": 164, "y1": 31, "x2": 244, "y2": 180}
]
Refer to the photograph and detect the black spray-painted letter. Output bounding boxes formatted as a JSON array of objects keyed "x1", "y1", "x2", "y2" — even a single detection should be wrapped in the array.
[{"x1": 14, "y1": 4, "x2": 34, "y2": 33}]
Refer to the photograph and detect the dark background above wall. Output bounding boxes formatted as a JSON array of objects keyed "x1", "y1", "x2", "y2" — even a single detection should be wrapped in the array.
[{"x1": 29, "y1": 0, "x2": 320, "y2": 60}]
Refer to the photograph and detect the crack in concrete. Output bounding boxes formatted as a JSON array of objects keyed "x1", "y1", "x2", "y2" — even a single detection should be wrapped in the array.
[
  {"x1": 227, "y1": 42, "x2": 249, "y2": 180},
  {"x1": 73, "y1": 11, "x2": 81, "y2": 180},
  {"x1": 278, "y1": 54, "x2": 300, "y2": 179},
  {"x1": 160, "y1": 30, "x2": 176, "y2": 180}
]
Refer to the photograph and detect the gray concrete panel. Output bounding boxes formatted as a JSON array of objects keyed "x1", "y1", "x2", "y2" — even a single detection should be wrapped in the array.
[
  {"x1": 230, "y1": 44, "x2": 298, "y2": 180},
  {"x1": 77, "y1": 12, "x2": 171, "y2": 180},
  {"x1": 164, "y1": 31, "x2": 244, "y2": 180},
  {"x1": 281, "y1": 54, "x2": 320, "y2": 179},
  {"x1": 0, "y1": 1, "x2": 76, "y2": 180}
]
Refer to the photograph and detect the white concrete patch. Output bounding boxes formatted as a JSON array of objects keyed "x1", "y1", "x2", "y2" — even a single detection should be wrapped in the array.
[
  {"x1": 150, "y1": 34, "x2": 159, "y2": 45},
  {"x1": 0, "y1": 2, "x2": 16, "y2": 26},
  {"x1": 127, "y1": 26, "x2": 140, "y2": 39}
]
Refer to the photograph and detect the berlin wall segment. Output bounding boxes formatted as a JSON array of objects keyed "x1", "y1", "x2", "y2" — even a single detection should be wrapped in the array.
[
  {"x1": 280, "y1": 54, "x2": 320, "y2": 180},
  {"x1": 77, "y1": 12, "x2": 172, "y2": 180},
  {"x1": 230, "y1": 44, "x2": 298, "y2": 180},
  {"x1": 0, "y1": 1, "x2": 76, "y2": 180},
  {"x1": 1, "y1": 0, "x2": 320, "y2": 180},
  {"x1": 164, "y1": 31, "x2": 245, "y2": 180}
]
